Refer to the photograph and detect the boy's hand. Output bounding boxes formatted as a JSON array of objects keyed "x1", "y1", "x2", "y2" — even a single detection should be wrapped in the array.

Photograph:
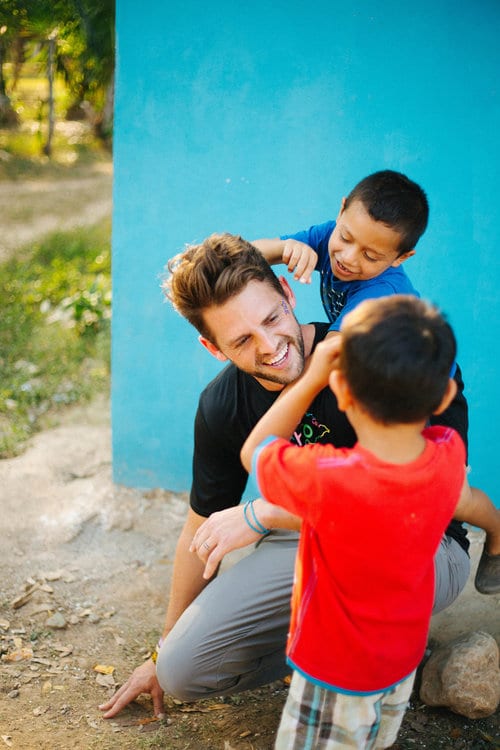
[
  {"x1": 282, "y1": 240, "x2": 318, "y2": 284},
  {"x1": 304, "y1": 335, "x2": 342, "y2": 390}
]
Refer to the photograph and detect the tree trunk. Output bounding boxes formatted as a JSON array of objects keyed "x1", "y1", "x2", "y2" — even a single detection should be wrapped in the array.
[
  {"x1": 0, "y1": 36, "x2": 18, "y2": 127},
  {"x1": 43, "y1": 35, "x2": 56, "y2": 156}
]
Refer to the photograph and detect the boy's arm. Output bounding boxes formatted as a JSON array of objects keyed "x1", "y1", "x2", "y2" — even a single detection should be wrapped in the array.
[
  {"x1": 453, "y1": 482, "x2": 500, "y2": 555},
  {"x1": 252, "y1": 237, "x2": 318, "y2": 283},
  {"x1": 252, "y1": 238, "x2": 286, "y2": 264},
  {"x1": 241, "y1": 336, "x2": 341, "y2": 472}
]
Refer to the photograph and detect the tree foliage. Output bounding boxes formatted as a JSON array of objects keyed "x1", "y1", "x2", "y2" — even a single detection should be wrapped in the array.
[{"x1": 0, "y1": 0, "x2": 115, "y2": 132}]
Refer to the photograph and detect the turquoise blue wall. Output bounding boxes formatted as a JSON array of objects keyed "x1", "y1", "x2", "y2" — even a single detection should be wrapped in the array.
[{"x1": 113, "y1": 0, "x2": 500, "y2": 504}]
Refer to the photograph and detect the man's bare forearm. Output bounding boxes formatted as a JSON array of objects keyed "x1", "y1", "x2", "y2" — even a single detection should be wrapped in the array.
[
  {"x1": 251, "y1": 498, "x2": 301, "y2": 531},
  {"x1": 161, "y1": 509, "x2": 213, "y2": 638}
]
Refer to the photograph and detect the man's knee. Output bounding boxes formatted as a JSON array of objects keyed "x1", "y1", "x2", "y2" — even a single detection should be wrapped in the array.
[
  {"x1": 433, "y1": 535, "x2": 470, "y2": 614},
  {"x1": 156, "y1": 638, "x2": 207, "y2": 701}
]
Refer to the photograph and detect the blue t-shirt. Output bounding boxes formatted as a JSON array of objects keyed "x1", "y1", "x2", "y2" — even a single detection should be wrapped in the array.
[{"x1": 281, "y1": 220, "x2": 419, "y2": 331}]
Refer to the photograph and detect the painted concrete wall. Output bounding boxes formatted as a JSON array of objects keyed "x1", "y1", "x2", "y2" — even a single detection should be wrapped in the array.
[{"x1": 112, "y1": 0, "x2": 500, "y2": 504}]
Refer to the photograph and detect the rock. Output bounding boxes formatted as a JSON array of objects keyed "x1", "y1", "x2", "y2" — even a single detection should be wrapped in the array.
[
  {"x1": 45, "y1": 611, "x2": 67, "y2": 629},
  {"x1": 420, "y1": 631, "x2": 500, "y2": 718}
]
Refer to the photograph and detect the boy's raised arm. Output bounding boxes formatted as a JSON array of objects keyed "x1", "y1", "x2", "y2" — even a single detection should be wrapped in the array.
[
  {"x1": 252, "y1": 237, "x2": 286, "y2": 263},
  {"x1": 253, "y1": 237, "x2": 318, "y2": 284},
  {"x1": 240, "y1": 337, "x2": 342, "y2": 472}
]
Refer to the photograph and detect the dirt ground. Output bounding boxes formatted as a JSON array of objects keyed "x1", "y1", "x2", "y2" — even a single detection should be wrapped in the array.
[
  {"x1": 0, "y1": 397, "x2": 499, "y2": 750},
  {"x1": 0, "y1": 159, "x2": 113, "y2": 264},
  {"x1": 0, "y1": 163, "x2": 499, "y2": 750}
]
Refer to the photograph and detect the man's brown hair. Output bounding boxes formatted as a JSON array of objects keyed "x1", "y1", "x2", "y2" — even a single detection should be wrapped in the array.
[{"x1": 164, "y1": 233, "x2": 284, "y2": 344}]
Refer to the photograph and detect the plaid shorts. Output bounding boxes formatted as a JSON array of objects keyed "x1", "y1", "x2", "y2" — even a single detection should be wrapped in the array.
[{"x1": 275, "y1": 669, "x2": 416, "y2": 750}]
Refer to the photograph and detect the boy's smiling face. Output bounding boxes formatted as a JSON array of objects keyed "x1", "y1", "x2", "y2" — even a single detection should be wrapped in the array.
[{"x1": 328, "y1": 199, "x2": 415, "y2": 282}]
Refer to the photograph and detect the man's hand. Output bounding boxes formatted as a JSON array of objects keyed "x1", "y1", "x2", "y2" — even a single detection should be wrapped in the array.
[
  {"x1": 98, "y1": 658, "x2": 165, "y2": 719},
  {"x1": 282, "y1": 239, "x2": 318, "y2": 284},
  {"x1": 190, "y1": 505, "x2": 261, "y2": 579}
]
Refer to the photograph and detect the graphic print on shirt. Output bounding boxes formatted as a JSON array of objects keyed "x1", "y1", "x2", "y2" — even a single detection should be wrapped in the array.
[
  {"x1": 320, "y1": 279, "x2": 347, "y2": 324},
  {"x1": 292, "y1": 411, "x2": 330, "y2": 446}
]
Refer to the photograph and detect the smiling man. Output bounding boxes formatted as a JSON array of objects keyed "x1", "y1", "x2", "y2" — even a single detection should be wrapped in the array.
[{"x1": 99, "y1": 233, "x2": 471, "y2": 721}]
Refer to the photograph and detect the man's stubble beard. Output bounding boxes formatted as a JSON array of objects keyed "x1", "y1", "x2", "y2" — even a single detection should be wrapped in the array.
[{"x1": 252, "y1": 331, "x2": 306, "y2": 387}]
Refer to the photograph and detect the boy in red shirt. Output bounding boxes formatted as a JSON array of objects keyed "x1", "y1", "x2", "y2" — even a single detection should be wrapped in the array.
[{"x1": 241, "y1": 295, "x2": 497, "y2": 749}]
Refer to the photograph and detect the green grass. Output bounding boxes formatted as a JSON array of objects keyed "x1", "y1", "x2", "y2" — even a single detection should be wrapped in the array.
[
  {"x1": 0, "y1": 220, "x2": 111, "y2": 457},
  {"x1": 0, "y1": 67, "x2": 111, "y2": 176}
]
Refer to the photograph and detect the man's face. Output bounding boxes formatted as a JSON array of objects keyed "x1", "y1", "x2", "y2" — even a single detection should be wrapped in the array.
[
  {"x1": 327, "y1": 199, "x2": 415, "y2": 282},
  {"x1": 199, "y1": 279, "x2": 305, "y2": 391}
]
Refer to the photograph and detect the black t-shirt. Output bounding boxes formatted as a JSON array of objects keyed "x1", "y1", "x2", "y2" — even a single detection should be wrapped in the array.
[{"x1": 190, "y1": 323, "x2": 470, "y2": 552}]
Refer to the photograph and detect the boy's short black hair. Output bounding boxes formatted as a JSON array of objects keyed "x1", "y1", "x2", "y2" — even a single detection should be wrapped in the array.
[
  {"x1": 340, "y1": 295, "x2": 456, "y2": 424},
  {"x1": 345, "y1": 170, "x2": 429, "y2": 254}
]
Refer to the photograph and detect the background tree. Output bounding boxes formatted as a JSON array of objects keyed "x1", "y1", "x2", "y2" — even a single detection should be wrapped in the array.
[{"x1": 0, "y1": 0, "x2": 115, "y2": 141}]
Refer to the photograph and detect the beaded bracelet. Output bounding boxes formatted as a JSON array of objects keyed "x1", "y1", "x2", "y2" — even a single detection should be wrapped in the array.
[{"x1": 243, "y1": 499, "x2": 270, "y2": 535}]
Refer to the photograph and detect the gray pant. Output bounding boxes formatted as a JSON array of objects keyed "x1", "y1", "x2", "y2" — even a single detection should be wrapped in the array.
[{"x1": 157, "y1": 530, "x2": 469, "y2": 701}]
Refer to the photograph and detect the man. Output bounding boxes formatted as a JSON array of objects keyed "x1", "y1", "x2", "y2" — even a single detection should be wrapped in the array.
[{"x1": 100, "y1": 233, "x2": 470, "y2": 720}]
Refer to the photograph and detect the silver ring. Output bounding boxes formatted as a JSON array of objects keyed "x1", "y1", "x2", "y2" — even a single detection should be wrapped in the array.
[{"x1": 203, "y1": 541, "x2": 211, "y2": 551}]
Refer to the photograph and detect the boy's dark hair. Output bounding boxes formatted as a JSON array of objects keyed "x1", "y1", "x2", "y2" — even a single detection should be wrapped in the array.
[
  {"x1": 164, "y1": 233, "x2": 285, "y2": 343},
  {"x1": 345, "y1": 170, "x2": 429, "y2": 254},
  {"x1": 340, "y1": 295, "x2": 456, "y2": 424}
]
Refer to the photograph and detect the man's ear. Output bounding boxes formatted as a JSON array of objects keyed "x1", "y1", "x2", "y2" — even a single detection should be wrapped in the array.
[
  {"x1": 391, "y1": 249, "x2": 415, "y2": 267},
  {"x1": 328, "y1": 369, "x2": 352, "y2": 412},
  {"x1": 433, "y1": 378, "x2": 458, "y2": 415},
  {"x1": 277, "y1": 276, "x2": 297, "y2": 310},
  {"x1": 198, "y1": 335, "x2": 228, "y2": 362}
]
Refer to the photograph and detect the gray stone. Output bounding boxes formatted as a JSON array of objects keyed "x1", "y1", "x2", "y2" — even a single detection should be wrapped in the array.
[
  {"x1": 45, "y1": 611, "x2": 67, "y2": 629},
  {"x1": 420, "y1": 631, "x2": 500, "y2": 718}
]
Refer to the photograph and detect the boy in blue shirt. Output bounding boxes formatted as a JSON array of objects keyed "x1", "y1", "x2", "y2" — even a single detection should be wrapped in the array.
[
  {"x1": 253, "y1": 169, "x2": 426, "y2": 333},
  {"x1": 253, "y1": 169, "x2": 500, "y2": 593}
]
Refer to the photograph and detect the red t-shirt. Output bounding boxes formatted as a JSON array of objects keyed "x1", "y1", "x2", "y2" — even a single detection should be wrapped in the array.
[{"x1": 254, "y1": 425, "x2": 466, "y2": 693}]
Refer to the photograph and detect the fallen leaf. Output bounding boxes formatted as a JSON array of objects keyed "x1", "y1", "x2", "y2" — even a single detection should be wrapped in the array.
[
  {"x1": 11, "y1": 583, "x2": 40, "y2": 609},
  {"x1": 179, "y1": 704, "x2": 229, "y2": 713},
  {"x1": 93, "y1": 664, "x2": 115, "y2": 674},
  {"x1": 477, "y1": 729, "x2": 498, "y2": 744},
  {"x1": 3, "y1": 646, "x2": 33, "y2": 662}
]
